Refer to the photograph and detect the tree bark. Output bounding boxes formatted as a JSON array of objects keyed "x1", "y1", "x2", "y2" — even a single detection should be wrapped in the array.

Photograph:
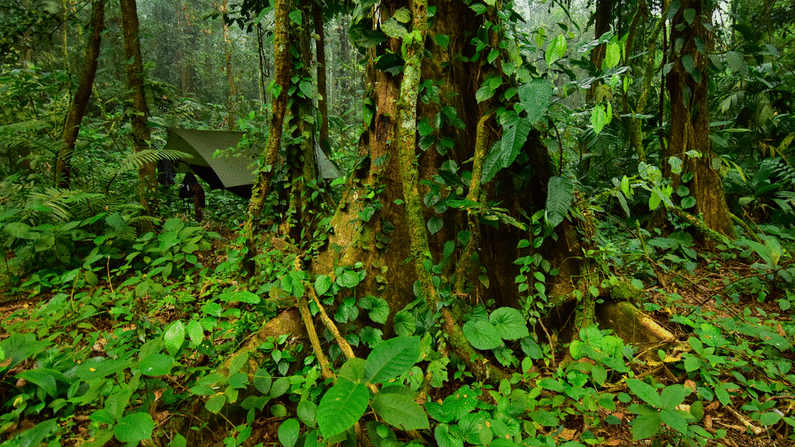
[
  {"x1": 663, "y1": 0, "x2": 735, "y2": 244},
  {"x1": 244, "y1": 0, "x2": 291, "y2": 242},
  {"x1": 120, "y1": 0, "x2": 157, "y2": 216},
  {"x1": 314, "y1": 2, "x2": 329, "y2": 152},
  {"x1": 56, "y1": 0, "x2": 104, "y2": 189}
]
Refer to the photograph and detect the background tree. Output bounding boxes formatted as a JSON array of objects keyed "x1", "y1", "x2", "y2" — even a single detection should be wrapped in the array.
[
  {"x1": 56, "y1": 0, "x2": 104, "y2": 189},
  {"x1": 120, "y1": 0, "x2": 157, "y2": 215}
]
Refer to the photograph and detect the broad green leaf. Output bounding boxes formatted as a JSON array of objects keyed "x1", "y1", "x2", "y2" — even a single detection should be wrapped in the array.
[
  {"x1": 627, "y1": 379, "x2": 662, "y2": 408},
  {"x1": 660, "y1": 409, "x2": 689, "y2": 434},
  {"x1": 139, "y1": 353, "x2": 173, "y2": 376},
  {"x1": 317, "y1": 379, "x2": 370, "y2": 438},
  {"x1": 339, "y1": 357, "x2": 366, "y2": 383},
  {"x1": 297, "y1": 400, "x2": 318, "y2": 427},
  {"x1": 681, "y1": 196, "x2": 696, "y2": 209},
  {"x1": 205, "y1": 394, "x2": 227, "y2": 413},
  {"x1": 337, "y1": 270, "x2": 360, "y2": 288},
  {"x1": 16, "y1": 369, "x2": 62, "y2": 398},
  {"x1": 288, "y1": 9, "x2": 302, "y2": 25},
  {"x1": 631, "y1": 413, "x2": 662, "y2": 440},
  {"x1": 545, "y1": 34, "x2": 567, "y2": 67},
  {"x1": 760, "y1": 411, "x2": 782, "y2": 426},
  {"x1": 591, "y1": 102, "x2": 608, "y2": 134},
  {"x1": 393, "y1": 7, "x2": 411, "y2": 23},
  {"x1": 518, "y1": 78, "x2": 554, "y2": 125},
  {"x1": 381, "y1": 18, "x2": 407, "y2": 39},
  {"x1": 434, "y1": 34, "x2": 450, "y2": 48},
  {"x1": 603, "y1": 41, "x2": 620, "y2": 69},
  {"x1": 364, "y1": 336, "x2": 421, "y2": 384},
  {"x1": 481, "y1": 117, "x2": 532, "y2": 183},
  {"x1": 361, "y1": 296, "x2": 390, "y2": 324},
  {"x1": 434, "y1": 424, "x2": 464, "y2": 447},
  {"x1": 315, "y1": 275, "x2": 332, "y2": 295},
  {"x1": 649, "y1": 191, "x2": 662, "y2": 210},
  {"x1": 392, "y1": 310, "x2": 416, "y2": 336},
  {"x1": 224, "y1": 290, "x2": 260, "y2": 304},
  {"x1": 371, "y1": 392, "x2": 430, "y2": 431},
  {"x1": 427, "y1": 216, "x2": 444, "y2": 235},
  {"x1": 528, "y1": 409, "x2": 559, "y2": 426},
  {"x1": 462, "y1": 320, "x2": 502, "y2": 350},
  {"x1": 114, "y1": 412, "x2": 154, "y2": 443},
  {"x1": 15, "y1": 419, "x2": 58, "y2": 447},
  {"x1": 489, "y1": 307, "x2": 529, "y2": 340},
  {"x1": 253, "y1": 368, "x2": 272, "y2": 395},
  {"x1": 164, "y1": 320, "x2": 185, "y2": 355},
  {"x1": 186, "y1": 320, "x2": 204, "y2": 345},
  {"x1": 278, "y1": 418, "x2": 300, "y2": 447},
  {"x1": 545, "y1": 176, "x2": 574, "y2": 230}
]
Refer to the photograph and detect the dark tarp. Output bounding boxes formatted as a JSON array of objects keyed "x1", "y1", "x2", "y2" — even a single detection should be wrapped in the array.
[{"x1": 163, "y1": 128, "x2": 341, "y2": 199}]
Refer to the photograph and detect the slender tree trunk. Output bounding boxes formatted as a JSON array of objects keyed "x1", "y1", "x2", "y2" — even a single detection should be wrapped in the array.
[
  {"x1": 120, "y1": 0, "x2": 157, "y2": 216},
  {"x1": 663, "y1": 0, "x2": 735, "y2": 243},
  {"x1": 222, "y1": 0, "x2": 236, "y2": 129},
  {"x1": 313, "y1": 2, "x2": 329, "y2": 151},
  {"x1": 56, "y1": 0, "x2": 104, "y2": 189},
  {"x1": 244, "y1": 0, "x2": 291, "y2": 244}
]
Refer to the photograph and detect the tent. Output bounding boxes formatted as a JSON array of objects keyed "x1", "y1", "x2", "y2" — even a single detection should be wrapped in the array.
[{"x1": 162, "y1": 128, "x2": 341, "y2": 199}]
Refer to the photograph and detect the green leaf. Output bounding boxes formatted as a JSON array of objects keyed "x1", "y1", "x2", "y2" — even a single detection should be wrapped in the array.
[
  {"x1": 603, "y1": 41, "x2": 620, "y2": 69},
  {"x1": 462, "y1": 320, "x2": 502, "y2": 350},
  {"x1": 205, "y1": 394, "x2": 227, "y2": 413},
  {"x1": 545, "y1": 176, "x2": 574, "y2": 230},
  {"x1": 393, "y1": 7, "x2": 411, "y2": 23},
  {"x1": 392, "y1": 310, "x2": 416, "y2": 336},
  {"x1": 364, "y1": 336, "x2": 421, "y2": 384},
  {"x1": 114, "y1": 412, "x2": 154, "y2": 443},
  {"x1": 288, "y1": 9, "x2": 302, "y2": 25},
  {"x1": 371, "y1": 392, "x2": 430, "y2": 431},
  {"x1": 592, "y1": 102, "x2": 608, "y2": 134},
  {"x1": 361, "y1": 296, "x2": 390, "y2": 324},
  {"x1": 760, "y1": 411, "x2": 782, "y2": 426},
  {"x1": 186, "y1": 320, "x2": 204, "y2": 345},
  {"x1": 433, "y1": 34, "x2": 450, "y2": 48},
  {"x1": 631, "y1": 413, "x2": 662, "y2": 440},
  {"x1": 381, "y1": 18, "x2": 407, "y2": 39},
  {"x1": 681, "y1": 196, "x2": 696, "y2": 209},
  {"x1": 627, "y1": 379, "x2": 662, "y2": 408},
  {"x1": 225, "y1": 290, "x2": 260, "y2": 304},
  {"x1": 519, "y1": 78, "x2": 554, "y2": 125},
  {"x1": 164, "y1": 320, "x2": 185, "y2": 355},
  {"x1": 545, "y1": 34, "x2": 567, "y2": 67},
  {"x1": 481, "y1": 117, "x2": 532, "y2": 183},
  {"x1": 337, "y1": 270, "x2": 360, "y2": 288},
  {"x1": 139, "y1": 353, "x2": 173, "y2": 376},
  {"x1": 16, "y1": 369, "x2": 62, "y2": 398},
  {"x1": 315, "y1": 275, "x2": 332, "y2": 295},
  {"x1": 660, "y1": 409, "x2": 689, "y2": 435},
  {"x1": 298, "y1": 400, "x2": 318, "y2": 427},
  {"x1": 434, "y1": 424, "x2": 464, "y2": 447},
  {"x1": 660, "y1": 385, "x2": 690, "y2": 410},
  {"x1": 489, "y1": 307, "x2": 529, "y2": 340},
  {"x1": 278, "y1": 418, "x2": 300, "y2": 447},
  {"x1": 339, "y1": 357, "x2": 366, "y2": 383},
  {"x1": 253, "y1": 368, "x2": 272, "y2": 395},
  {"x1": 427, "y1": 216, "x2": 444, "y2": 235},
  {"x1": 317, "y1": 379, "x2": 370, "y2": 438}
]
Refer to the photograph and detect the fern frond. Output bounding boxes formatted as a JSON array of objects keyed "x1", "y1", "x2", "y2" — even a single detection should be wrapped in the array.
[
  {"x1": 108, "y1": 149, "x2": 192, "y2": 178},
  {"x1": 26, "y1": 188, "x2": 106, "y2": 222}
]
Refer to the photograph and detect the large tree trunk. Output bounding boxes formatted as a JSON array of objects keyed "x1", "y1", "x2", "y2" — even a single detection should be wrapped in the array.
[
  {"x1": 663, "y1": 0, "x2": 735, "y2": 244},
  {"x1": 315, "y1": 0, "x2": 582, "y2": 326},
  {"x1": 56, "y1": 0, "x2": 104, "y2": 189},
  {"x1": 120, "y1": 0, "x2": 157, "y2": 216}
]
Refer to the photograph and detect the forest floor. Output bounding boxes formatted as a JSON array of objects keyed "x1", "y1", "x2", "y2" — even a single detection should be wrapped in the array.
[{"x1": 1, "y1": 224, "x2": 793, "y2": 447}]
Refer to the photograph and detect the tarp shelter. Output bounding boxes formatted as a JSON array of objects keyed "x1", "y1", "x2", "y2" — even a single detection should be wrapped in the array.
[{"x1": 164, "y1": 128, "x2": 341, "y2": 199}]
